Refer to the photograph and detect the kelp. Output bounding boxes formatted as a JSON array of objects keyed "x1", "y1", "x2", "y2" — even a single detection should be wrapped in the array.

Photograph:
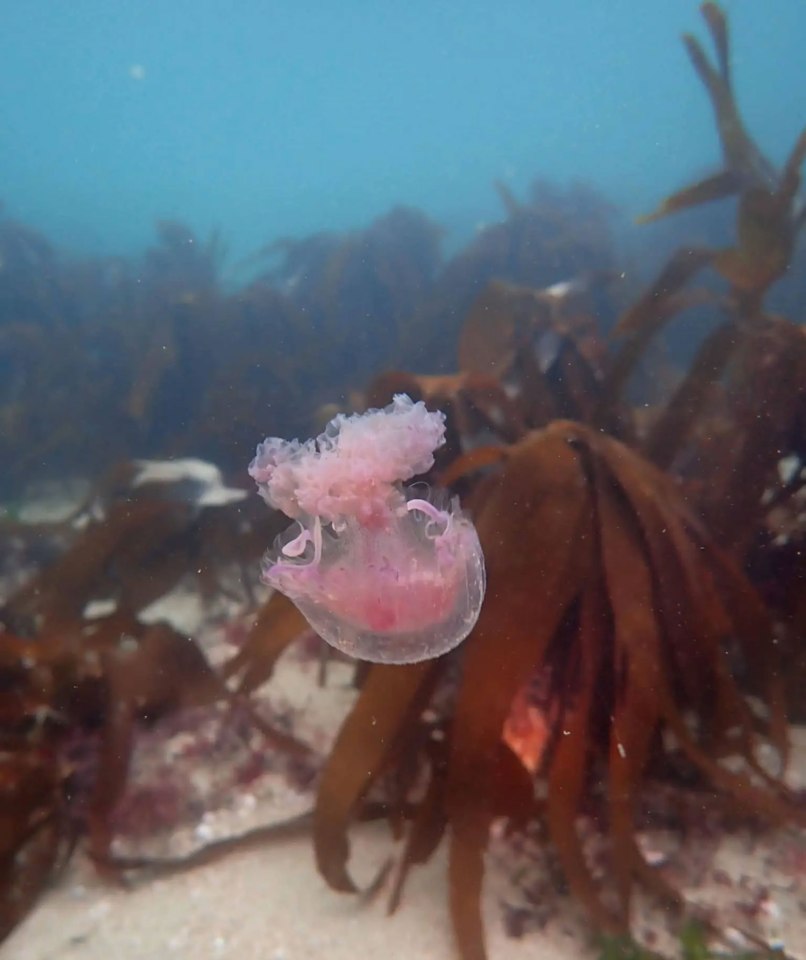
[
  {"x1": 598, "y1": 247, "x2": 716, "y2": 428},
  {"x1": 396, "y1": 181, "x2": 618, "y2": 371},
  {"x1": 304, "y1": 14, "x2": 806, "y2": 954},
  {"x1": 639, "y1": 3, "x2": 779, "y2": 225},
  {"x1": 689, "y1": 319, "x2": 806, "y2": 553},
  {"x1": 0, "y1": 614, "x2": 224, "y2": 941},
  {"x1": 460, "y1": 276, "x2": 611, "y2": 420},
  {"x1": 604, "y1": 3, "x2": 806, "y2": 503},
  {"x1": 0, "y1": 460, "x2": 306, "y2": 941},
  {"x1": 2, "y1": 4, "x2": 805, "y2": 958},
  {"x1": 364, "y1": 275, "x2": 613, "y2": 459},
  {"x1": 0, "y1": 214, "x2": 61, "y2": 325},
  {"x1": 311, "y1": 422, "x2": 799, "y2": 960},
  {"x1": 0, "y1": 173, "x2": 619, "y2": 499},
  {"x1": 0, "y1": 180, "x2": 621, "y2": 952},
  {"x1": 508, "y1": 293, "x2": 609, "y2": 426},
  {"x1": 0, "y1": 743, "x2": 74, "y2": 943}
]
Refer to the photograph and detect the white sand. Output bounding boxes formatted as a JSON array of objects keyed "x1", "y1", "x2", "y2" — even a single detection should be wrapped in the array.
[
  {"x1": 5, "y1": 820, "x2": 600, "y2": 960},
  {"x1": 3, "y1": 556, "x2": 804, "y2": 960},
  {"x1": 2, "y1": 631, "x2": 597, "y2": 960},
  {"x1": 6, "y1": 708, "x2": 805, "y2": 960},
  {"x1": 6, "y1": 809, "x2": 805, "y2": 960}
]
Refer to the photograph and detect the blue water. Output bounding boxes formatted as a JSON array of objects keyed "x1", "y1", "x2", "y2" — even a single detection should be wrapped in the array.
[{"x1": 2, "y1": 1, "x2": 804, "y2": 262}]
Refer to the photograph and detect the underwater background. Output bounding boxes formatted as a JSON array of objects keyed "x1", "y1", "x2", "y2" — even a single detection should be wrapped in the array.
[
  {"x1": 3, "y1": 0, "x2": 805, "y2": 264},
  {"x1": 2, "y1": 3, "x2": 806, "y2": 959}
]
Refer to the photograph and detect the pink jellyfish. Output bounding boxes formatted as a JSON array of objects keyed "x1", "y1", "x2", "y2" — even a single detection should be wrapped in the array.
[{"x1": 248, "y1": 394, "x2": 485, "y2": 664}]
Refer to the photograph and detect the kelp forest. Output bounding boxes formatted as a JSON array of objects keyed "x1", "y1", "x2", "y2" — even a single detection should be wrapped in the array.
[{"x1": 2, "y1": 5, "x2": 806, "y2": 959}]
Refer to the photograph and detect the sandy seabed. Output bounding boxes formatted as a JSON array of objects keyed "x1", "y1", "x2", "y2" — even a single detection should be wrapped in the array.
[
  {"x1": 2, "y1": 534, "x2": 805, "y2": 960},
  {"x1": 5, "y1": 825, "x2": 598, "y2": 960},
  {"x1": 6, "y1": 800, "x2": 806, "y2": 960},
  {"x1": 5, "y1": 619, "x2": 589, "y2": 960},
  {"x1": 6, "y1": 645, "x2": 806, "y2": 960}
]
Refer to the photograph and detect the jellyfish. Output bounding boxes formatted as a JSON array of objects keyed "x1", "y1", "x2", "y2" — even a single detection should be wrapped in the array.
[{"x1": 248, "y1": 394, "x2": 486, "y2": 664}]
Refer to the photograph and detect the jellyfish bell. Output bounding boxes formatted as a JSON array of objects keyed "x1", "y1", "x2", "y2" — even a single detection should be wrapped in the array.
[
  {"x1": 264, "y1": 488, "x2": 485, "y2": 664},
  {"x1": 249, "y1": 395, "x2": 486, "y2": 664}
]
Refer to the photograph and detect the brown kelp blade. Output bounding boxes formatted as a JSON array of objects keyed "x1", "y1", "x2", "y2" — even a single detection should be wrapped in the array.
[
  {"x1": 598, "y1": 249, "x2": 713, "y2": 425},
  {"x1": 3, "y1": 498, "x2": 190, "y2": 632},
  {"x1": 701, "y1": 1, "x2": 730, "y2": 87},
  {"x1": 594, "y1": 461, "x2": 665, "y2": 923},
  {"x1": 683, "y1": 5, "x2": 774, "y2": 187},
  {"x1": 1, "y1": 818, "x2": 65, "y2": 944},
  {"x1": 88, "y1": 618, "x2": 238, "y2": 861},
  {"x1": 387, "y1": 755, "x2": 447, "y2": 914},
  {"x1": 546, "y1": 577, "x2": 618, "y2": 931},
  {"x1": 313, "y1": 660, "x2": 439, "y2": 893},
  {"x1": 645, "y1": 320, "x2": 738, "y2": 469},
  {"x1": 437, "y1": 444, "x2": 509, "y2": 489},
  {"x1": 704, "y1": 320, "x2": 806, "y2": 549},
  {"x1": 612, "y1": 247, "x2": 714, "y2": 338},
  {"x1": 446, "y1": 425, "x2": 594, "y2": 960},
  {"x1": 640, "y1": 2, "x2": 777, "y2": 235},
  {"x1": 601, "y1": 430, "x2": 778, "y2": 767},
  {"x1": 713, "y1": 187, "x2": 794, "y2": 293},
  {"x1": 599, "y1": 436, "x2": 729, "y2": 717},
  {"x1": 779, "y1": 128, "x2": 806, "y2": 206},
  {"x1": 0, "y1": 749, "x2": 70, "y2": 943},
  {"x1": 389, "y1": 738, "x2": 535, "y2": 921},
  {"x1": 637, "y1": 170, "x2": 742, "y2": 225},
  {"x1": 458, "y1": 280, "x2": 521, "y2": 378},
  {"x1": 221, "y1": 592, "x2": 308, "y2": 694},
  {"x1": 705, "y1": 540, "x2": 790, "y2": 769}
]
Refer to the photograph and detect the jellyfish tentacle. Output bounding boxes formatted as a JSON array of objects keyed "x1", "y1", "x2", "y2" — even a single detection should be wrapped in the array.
[{"x1": 281, "y1": 524, "x2": 312, "y2": 559}]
